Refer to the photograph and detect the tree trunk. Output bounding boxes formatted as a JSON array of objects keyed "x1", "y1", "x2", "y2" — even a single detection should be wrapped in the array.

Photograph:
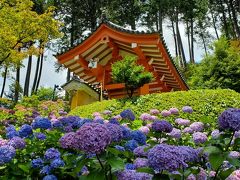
[
  {"x1": 175, "y1": 12, "x2": 184, "y2": 68},
  {"x1": 1, "y1": 66, "x2": 8, "y2": 98},
  {"x1": 171, "y1": 19, "x2": 178, "y2": 57},
  {"x1": 177, "y1": 27, "x2": 187, "y2": 68},
  {"x1": 31, "y1": 53, "x2": 41, "y2": 95},
  {"x1": 225, "y1": 0, "x2": 237, "y2": 38},
  {"x1": 229, "y1": 0, "x2": 240, "y2": 38},
  {"x1": 23, "y1": 55, "x2": 32, "y2": 96},
  {"x1": 210, "y1": 9, "x2": 220, "y2": 39},
  {"x1": 219, "y1": 0, "x2": 230, "y2": 39},
  {"x1": 36, "y1": 51, "x2": 44, "y2": 91},
  {"x1": 158, "y1": 9, "x2": 163, "y2": 34},
  {"x1": 186, "y1": 21, "x2": 192, "y2": 61},
  {"x1": 201, "y1": 34, "x2": 208, "y2": 56},
  {"x1": 14, "y1": 65, "x2": 20, "y2": 103},
  {"x1": 190, "y1": 17, "x2": 195, "y2": 63}
]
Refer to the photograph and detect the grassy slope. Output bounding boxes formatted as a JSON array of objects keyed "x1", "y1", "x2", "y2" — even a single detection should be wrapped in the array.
[{"x1": 70, "y1": 89, "x2": 240, "y2": 123}]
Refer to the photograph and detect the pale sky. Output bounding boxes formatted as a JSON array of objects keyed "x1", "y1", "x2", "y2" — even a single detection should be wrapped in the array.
[{"x1": 1, "y1": 22, "x2": 213, "y2": 96}]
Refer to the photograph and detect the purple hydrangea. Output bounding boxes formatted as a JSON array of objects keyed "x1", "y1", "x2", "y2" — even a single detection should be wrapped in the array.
[
  {"x1": 50, "y1": 158, "x2": 65, "y2": 168},
  {"x1": 133, "y1": 145, "x2": 149, "y2": 157},
  {"x1": 79, "y1": 166, "x2": 90, "y2": 176},
  {"x1": 140, "y1": 113, "x2": 152, "y2": 121},
  {"x1": 131, "y1": 130, "x2": 146, "y2": 145},
  {"x1": 152, "y1": 120, "x2": 173, "y2": 133},
  {"x1": 182, "y1": 127, "x2": 194, "y2": 134},
  {"x1": 8, "y1": 137, "x2": 25, "y2": 149},
  {"x1": 150, "y1": 109, "x2": 160, "y2": 115},
  {"x1": 192, "y1": 132, "x2": 208, "y2": 144},
  {"x1": 196, "y1": 168, "x2": 208, "y2": 180},
  {"x1": 226, "y1": 169, "x2": 240, "y2": 180},
  {"x1": 182, "y1": 106, "x2": 193, "y2": 113},
  {"x1": 35, "y1": 133, "x2": 47, "y2": 140},
  {"x1": 93, "y1": 119, "x2": 104, "y2": 124},
  {"x1": 134, "y1": 158, "x2": 148, "y2": 168},
  {"x1": 115, "y1": 145, "x2": 125, "y2": 152},
  {"x1": 6, "y1": 125, "x2": 19, "y2": 139},
  {"x1": 161, "y1": 110, "x2": 171, "y2": 117},
  {"x1": 175, "y1": 118, "x2": 190, "y2": 126},
  {"x1": 108, "y1": 118, "x2": 120, "y2": 125},
  {"x1": 211, "y1": 129, "x2": 221, "y2": 139},
  {"x1": 40, "y1": 165, "x2": 52, "y2": 175},
  {"x1": 44, "y1": 148, "x2": 61, "y2": 161},
  {"x1": 0, "y1": 145, "x2": 16, "y2": 165},
  {"x1": 150, "y1": 116, "x2": 157, "y2": 121},
  {"x1": 125, "y1": 140, "x2": 138, "y2": 151},
  {"x1": 120, "y1": 109, "x2": 135, "y2": 121},
  {"x1": 18, "y1": 124, "x2": 32, "y2": 138},
  {"x1": 63, "y1": 125, "x2": 73, "y2": 133},
  {"x1": 31, "y1": 158, "x2": 44, "y2": 168},
  {"x1": 59, "y1": 132, "x2": 76, "y2": 149},
  {"x1": 105, "y1": 123, "x2": 123, "y2": 142},
  {"x1": 189, "y1": 122, "x2": 204, "y2": 132},
  {"x1": 168, "y1": 128, "x2": 181, "y2": 139},
  {"x1": 103, "y1": 110, "x2": 112, "y2": 115},
  {"x1": 112, "y1": 114, "x2": 122, "y2": 120},
  {"x1": 218, "y1": 108, "x2": 240, "y2": 131},
  {"x1": 139, "y1": 126, "x2": 150, "y2": 135},
  {"x1": 59, "y1": 116, "x2": 81, "y2": 126},
  {"x1": 92, "y1": 112, "x2": 101, "y2": 117},
  {"x1": 75, "y1": 123, "x2": 111, "y2": 154},
  {"x1": 229, "y1": 151, "x2": 240, "y2": 159},
  {"x1": 32, "y1": 117, "x2": 52, "y2": 130},
  {"x1": 117, "y1": 170, "x2": 153, "y2": 180},
  {"x1": 0, "y1": 138, "x2": 8, "y2": 146},
  {"x1": 125, "y1": 163, "x2": 136, "y2": 170},
  {"x1": 51, "y1": 119, "x2": 63, "y2": 129},
  {"x1": 43, "y1": 175, "x2": 58, "y2": 180},
  {"x1": 93, "y1": 115, "x2": 104, "y2": 121},
  {"x1": 169, "y1": 108, "x2": 179, "y2": 115}
]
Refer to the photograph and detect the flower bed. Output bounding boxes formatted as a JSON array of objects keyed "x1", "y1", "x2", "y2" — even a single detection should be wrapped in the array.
[{"x1": 0, "y1": 104, "x2": 240, "y2": 179}]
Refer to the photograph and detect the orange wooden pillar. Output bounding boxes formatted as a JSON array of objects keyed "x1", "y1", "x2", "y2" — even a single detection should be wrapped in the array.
[{"x1": 140, "y1": 84, "x2": 149, "y2": 95}]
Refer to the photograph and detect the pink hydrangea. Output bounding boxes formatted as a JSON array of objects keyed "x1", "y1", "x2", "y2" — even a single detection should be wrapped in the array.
[
  {"x1": 146, "y1": 123, "x2": 152, "y2": 129},
  {"x1": 140, "y1": 113, "x2": 152, "y2": 121},
  {"x1": 226, "y1": 170, "x2": 240, "y2": 180},
  {"x1": 175, "y1": 118, "x2": 191, "y2": 126},
  {"x1": 169, "y1": 108, "x2": 179, "y2": 115},
  {"x1": 94, "y1": 115, "x2": 104, "y2": 121},
  {"x1": 150, "y1": 116, "x2": 158, "y2": 121},
  {"x1": 182, "y1": 127, "x2": 194, "y2": 134},
  {"x1": 103, "y1": 110, "x2": 112, "y2": 115},
  {"x1": 150, "y1": 109, "x2": 160, "y2": 115},
  {"x1": 209, "y1": 171, "x2": 216, "y2": 177},
  {"x1": 0, "y1": 138, "x2": 8, "y2": 147},
  {"x1": 113, "y1": 115, "x2": 122, "y2": 121},
  {"x1": 192, "y1": 132, "x2": 208, "y2": 144},
  {"x1": 92, "y1": 112, "x2": 101, "y2": 117},
  {"x1": 168, "y1": 128, "x2": 181, "y2": 139},
  {"x1": 190, "y1": 122, "x2": 204, "y2": 132},
  {"x1": 161, "y1": 110, "x2": 171, "y2": 117},
  {"x1": 139, "y1": 126, "x2": 150, "y2": 135}
]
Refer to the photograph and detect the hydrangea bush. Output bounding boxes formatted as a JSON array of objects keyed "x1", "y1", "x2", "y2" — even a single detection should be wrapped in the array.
[{"x1": 1, "y1": 103, "x2": 240, "y2": 179}]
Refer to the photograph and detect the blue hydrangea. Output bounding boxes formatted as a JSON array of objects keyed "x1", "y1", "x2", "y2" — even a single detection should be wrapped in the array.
[
  {"x1": 93, "y1": 119, "x2": 104, "y2": 124},
  {"x1": 35, "y1": 133, "x2": 47, "y2": 140},
  {"x1": 40, "y1": 165, "x2": 52, "y2": 175},
  {"x1": 6, "y1": 125, "x2": 19, "y2": 139},
  {"x1": 131, "y1": 130, "x2": 146, "y2": 145},
  {"x1": 218, "y1": 108, "x2": 240, "y2": 131},
  {"x1": 109, "y1": 118, "x2": 120, "y2": 125},
  {"x1": 43, "y1": 175, "x2": 58, "y2": 180},
  {"x1": 32, "y1": 117, "x2": 52, "y2": 130},
  {"x1": 63, "y1": 125, "x2": 73, "y2": 133},
  {"x1": 44, "y1": 148, "x2": 61, "y2": 161},
  {"x1": 50, "y1": 159, "x2": 65, "y2": 168},
  {"x1": 120, "y1": 109, "x2": 135, "y2": 121},
  {"x1": 78, "y1": 166, "x2": 89, "y2": 176},
  {"x1": 31, "y1": 158, "x2": 44, "y2": 168},
  {"x1": 125, "y1": 163, "x2": 136, "y2": 170},
  {"x1": 18, "y1": 124, "x2": 33, "y2": 138},
  {"x1": 51, "y1": 120, "x2": 63, "y2": 129},
  {"x1": 125, "y1": 139, "x2": 138, "y2": 151},
  {"x1": 120, "y1": 126, "x2": 131, "y2": 140},
  {"x1": 59, "y1": 116, "x2": 81, "y2": 126},
  {"x1": 0, "y1": 145, "x2": 16, "y2": 165},
  {"x1": 152, "y1": 120, "x2": 173, "y2": 133},
  {"x1": 115, "y1": 145, "x2": 125, "y2": 152},
  {"x1": 117, "y1": 170, "x2": 153, "y2": 180}
]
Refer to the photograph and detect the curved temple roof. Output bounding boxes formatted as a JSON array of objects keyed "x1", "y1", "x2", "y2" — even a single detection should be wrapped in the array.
[{"x1": 56, "y1": 21, "x2": 189, "y2": 92}]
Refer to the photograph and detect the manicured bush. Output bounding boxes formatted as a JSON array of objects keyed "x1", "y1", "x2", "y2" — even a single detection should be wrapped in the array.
[{"x1": 70, "y1": 89, "x2": 240, "y2": 124}]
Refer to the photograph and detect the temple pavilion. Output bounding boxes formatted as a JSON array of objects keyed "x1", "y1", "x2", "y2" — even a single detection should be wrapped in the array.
[{"x1": 56, "y1": 21, "x2": 189, "y2": 108}]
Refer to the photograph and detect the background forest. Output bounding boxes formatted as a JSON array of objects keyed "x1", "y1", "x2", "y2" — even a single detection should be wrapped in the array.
[{"x1": 0, "y1": 0, "x2": 239, "y2": 102}]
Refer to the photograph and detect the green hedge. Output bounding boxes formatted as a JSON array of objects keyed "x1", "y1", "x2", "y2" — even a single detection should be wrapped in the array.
[{"x1": 69, "y1": 89, "x2": 240, "y2": 124}]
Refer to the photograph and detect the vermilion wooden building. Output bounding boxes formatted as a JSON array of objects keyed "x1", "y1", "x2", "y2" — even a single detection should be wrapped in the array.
[{"x1": 57, "y1": 21, "x2": 188, "y2": 106}]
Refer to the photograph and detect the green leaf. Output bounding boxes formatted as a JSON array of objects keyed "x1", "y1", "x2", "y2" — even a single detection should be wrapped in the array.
[
  {"x1": 204, "y1": 146, "x2": 221, "y2": 154},
  {"x1": 18, "y1": 164, "x2": 30, "y2": 173},
  {"x1": 209, "y1": 152, "x2": 227, "y2": 170},
  {"x1": 137, "y1": 167, "x2": 154, "y2": 174},
  {"x1": 219, "y1": 167, "x2": 235, "y2": 179},
  {"x1": 107, "y1": 157, "x2": 124, "y2": 172}
]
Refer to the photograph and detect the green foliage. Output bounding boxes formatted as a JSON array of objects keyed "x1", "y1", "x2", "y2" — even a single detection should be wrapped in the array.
[
  {"x1": 34, "y1": 87, "x2": 54, "y2": 101},
  {"x1": 111, "y1": 56, "x2": 154, "y2": 98},
  {"x1": 70, "y1": 89, "x2": 240, "y2": 124},
  {"x1": 187, "y1": 38, "x2": 240, "y2": 92}
]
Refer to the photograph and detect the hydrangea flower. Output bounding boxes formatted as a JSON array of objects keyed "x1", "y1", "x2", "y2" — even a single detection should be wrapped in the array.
[
  {"x1": 59, "y1": 132, "x2": 76, "y2": 149},
  {"x1": 44, "y1": 148, "x2": 61, "y2": 161},
  {"x1": 40, "y1": 165, "x2": 52, "y2": 175},
  {"x1": 19, "y1": 124, "x2": 33, "y2": 138},
  {"x1": 31, "y1": 158, "x2": 44, "y2": 168},
  {"x1": 169, "y1": 108, "x2": 179, "y2": 115},
  {"x1": 32, "y1": 117, "x2": 52, "y2": 130},
  {"x1": 139, "y1": 126, "x2": 150, "y2": 135},
  {"x1": 92, "y1": 112, "x2": 101, "y2": 117},
  {"x1": 168, "y1": 128, "x2": 181, "y2": 139},
  {"x1": 59, "y1": 116, "x2": 81, "y2": 126},
  {"x1": 108, "y1": 118, "x2": 120, "y2": 125},
  {"x1": 218, "y1": 108, "x2": 240, "y2": 131},
  {"x1": 196, "y1": 168, "x2": 207, "y2": 180},
  {"x1": 229, "y1": 151, "x2": 240, "y2": 159},
  {"x1": 117, "y1": 170, "x2": 153, "y2": 180},
  {"x1": 8, "y1": 137, "x2": 25, "y2": 149},
  {"x1": 131, "y1": 130, "x2": 146, "y2": 145},
  {"x1": 175, "y1": 118, "x2": 190, "y2": 126},
  {"x1": 105, "y1": 123, "x2": 123, "y2": 142},
  {"x1": 209, "y1": 171, "x2": 216, "y2": 178},
  {"x1": 182, "y1": 127, "x2": 194, "y2": 134},
  {"x1": 115, "y1": 145, "x2": 125, "y2": 152},
  {"x1": 6, "y1": 125, "x2": 19, "y2": 139},
  {"x1": 150, "y1": 109, "x2": 160, "y2": 115},
  {"x1": 50, "y1": 158, "x2": 65, "y2": 168},
  {"x1": 120, "y1": 126, "x2": 131, "y2": 140},
  {"x1": 0, "y1": 138, "x2": 8, "y2": 146},
  {"x1": 78, "y1": 166, "x2": 90, "y2": 176},
  {"x1": 51, "y1": 119, "x2": 63, "y2": 129},
  {"x1": 182, "y1": 106, "x2": 193, "y2": 113},
  {"x1": 211, "y1": 129, "x2": 221, "y2": 139},
  {"x1": 35, "y1": 133, "x2": 47, "y2": 140},
  {"x1": 43, "y1": 175, "x2": 58, "y2": 180},
  {"x1": 103, "y1": 110, "x2": 112, "y2": 115},
  {"x1": 140, "y1": 113, "x2": 152, "y2": 121},
  {"x1": 74, "y1": 123, "x2": 111, "y2": 154},
  {"x1": 192, "y1": 132, "x2": 208, "y2": 144},
  {"x1": 133, "y1": 145, "x2": 149, "y2": 157},
  {"x1": 120, "y1": 109, "x2": 135, "y2": 121},
  {"x1": 93, "y1": 119, "x2": 104, "y2": 124},
  {"x1": 150, "y1": 116, "x2": 157, "y2": 121},
  {"x1": 187, "y1": 174, "x2": 196, "y2": 180},
  {"x1": 63, "y1": 125, "x2": 73, "y2": 133},
  {"x1": 190, "y1": 122, "x2": 204, "y2": 132},
  {"x1": 125, "y1": 163, "x2": 136, "y2": 170},
  {"x1": 226, "y1": 169, "x2": 240, "y2": 180},
  {"x1": 161, "y1": 110, "x2": 171, "y2": 117},
  {"x1": 134, "y1": 158, "x2": 148, "y2": 168},
  {"x1": 0, "y1": 145, "x2": 16, "y2": 165},
  {"x1": 152, "y1": 120, "x2": 173, "y2": 133},
  {"x1": 93, "y1": 116, "x2": 104, "y2": 121},
  {"x1": 125, "y1": 139, "x2": 138, "y2": 151},
  {"x1": 112, "y1": 114, "x2": 122, "y2": 121}
]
